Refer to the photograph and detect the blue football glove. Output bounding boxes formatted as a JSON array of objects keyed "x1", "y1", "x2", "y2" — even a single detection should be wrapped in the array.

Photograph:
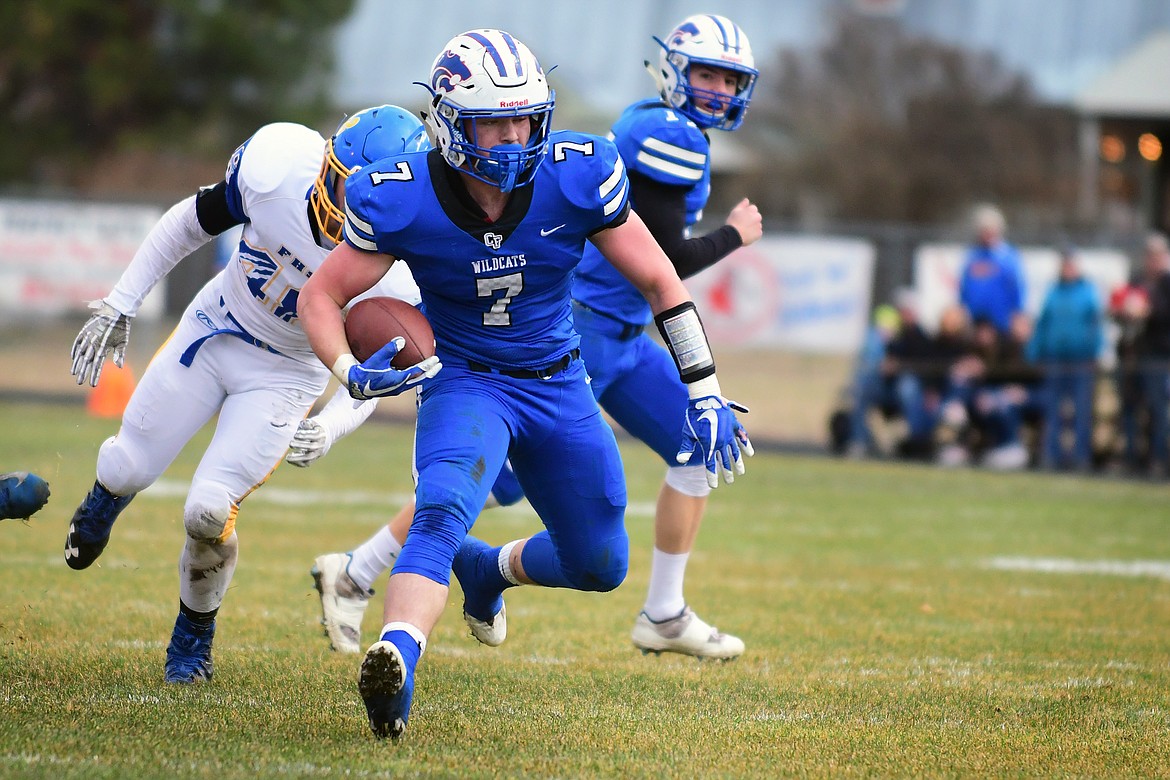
[
  {"x1": 676, "y1": 396, "x2": 755, "y2": 488},
  {"x1": 344, "y1": 337, "x2": 442, "y2": 400},
  {"x1": 0, "y1": 471, "x2": 51, "y2": 521}
]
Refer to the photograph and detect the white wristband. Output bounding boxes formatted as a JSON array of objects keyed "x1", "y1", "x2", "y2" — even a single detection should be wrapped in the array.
[
  {"x1": 687, "y1": 375, "x2": 722, "y2": 399},
  {"x1": 331, "y1": 353, "x2": 359, "y2": 385}
]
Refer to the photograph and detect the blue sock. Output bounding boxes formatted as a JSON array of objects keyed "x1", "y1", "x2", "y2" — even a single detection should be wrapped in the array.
[{"x1": 452, "y1": 536, "x2": 511, "y2": 621}]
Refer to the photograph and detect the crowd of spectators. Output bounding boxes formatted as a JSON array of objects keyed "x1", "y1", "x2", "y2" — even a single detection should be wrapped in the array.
[{"x1": 836, "y1": 206, "x2": 1170, "y2": 479}]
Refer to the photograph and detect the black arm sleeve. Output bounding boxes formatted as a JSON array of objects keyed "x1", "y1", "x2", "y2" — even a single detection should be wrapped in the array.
[
  {"x1": 628, "y1": 170, "x2": 743, "y2": 279},
  {"x1": 194, "y1": 181, "x2": 245, "y2": 236}
]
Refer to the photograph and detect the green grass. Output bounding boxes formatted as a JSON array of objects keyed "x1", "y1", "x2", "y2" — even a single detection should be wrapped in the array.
[{"x1": 1, "y1": 401, "x2": 1168, "y2": 778}]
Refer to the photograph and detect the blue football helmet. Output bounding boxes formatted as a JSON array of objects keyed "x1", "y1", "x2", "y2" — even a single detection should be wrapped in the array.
[
  {"x1": 312, "y1": 104, "x2": 430, "y2": 244},
  {"x1": 418, "y1": 29, "x2": 554, "y2": 192},
  {"x1": 651, "y1": 14, "x2": 758, "y2": 131}
]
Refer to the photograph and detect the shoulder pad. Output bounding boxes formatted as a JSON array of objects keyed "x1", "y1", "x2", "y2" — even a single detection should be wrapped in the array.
[
  {"x1": 547, "y1": 131, "x2": 628, "y2": 217},
  {"x1": 617, "y1": 104, "x2": 708, "y2": 187},
  {"x1": 344, "y1": 150, "x2": 430, "y2": 247},
  {"x1": 234, "y1": 123, "x2": 325, "y2": 197}
]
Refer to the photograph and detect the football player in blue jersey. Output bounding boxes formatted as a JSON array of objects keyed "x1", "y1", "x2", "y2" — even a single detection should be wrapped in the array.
[
  {"x1": 297, "y1": 29, "x2": 752, "y2": 740},
  {"x1": 572, "y1": 13, "x2": 762, "y2": 660},
  {"x1": 62, "y1": 105, "x2": 439, "y2": 684}
]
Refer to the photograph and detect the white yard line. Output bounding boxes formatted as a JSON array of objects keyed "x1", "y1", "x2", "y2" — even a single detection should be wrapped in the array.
[
  {"x1": 986, "y1": 556, "x2": 1170, "y2": 581},
  {"x1": 144, "y1": 479, "x2": 654, "y2": 516}
]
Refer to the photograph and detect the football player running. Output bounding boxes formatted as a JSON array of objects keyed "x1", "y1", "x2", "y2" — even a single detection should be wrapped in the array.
[
  {"x1": 64, "y1": 105, "x2": 439, "y2": 684},
  {"x1": 287, "y1": 390, "x2": 524, "y2": 655},
  {"x1": 572, "y1": 14, "x2": 762, "y2": 660},
  {"x1": 298, "y1": 28, "x2": 752, "y2": 740}
]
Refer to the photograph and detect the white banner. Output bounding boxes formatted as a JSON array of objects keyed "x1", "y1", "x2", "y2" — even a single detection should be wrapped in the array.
[
  {"x1": 914, "y1": 243, "x2": 1131, "y2": 330},
  {"x1": 685, "y1": 235, "x2": 875, "y2": 353},
  {"x1": 0, "y1": 198, "x2": 164, "y2": 319}
]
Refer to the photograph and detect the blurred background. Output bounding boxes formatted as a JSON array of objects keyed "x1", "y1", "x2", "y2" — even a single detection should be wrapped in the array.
[{"x1": 1, "y1": 0, "x2": 1168, "y2": 467}]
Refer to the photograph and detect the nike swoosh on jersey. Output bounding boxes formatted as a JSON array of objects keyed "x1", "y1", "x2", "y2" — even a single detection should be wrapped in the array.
[{"x1": 540, "y1": 224, "x2": 567, "y2": 236}]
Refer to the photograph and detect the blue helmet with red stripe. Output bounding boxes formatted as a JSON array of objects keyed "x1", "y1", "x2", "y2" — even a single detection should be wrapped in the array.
[{"x1": 419, "y1": 29, "x2": 554, "y2": 192}]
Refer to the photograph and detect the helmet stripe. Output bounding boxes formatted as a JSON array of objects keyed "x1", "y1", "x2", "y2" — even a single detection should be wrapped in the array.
[
  {"x1": 465, "y1": 30, "x2": 523, "y2": 78},
  {"x1": 499, "y1": 31, "x2": 524, "y2": 76},
  {"x1": 706, "y1": 15, "x2": 729, "y2": 52}
]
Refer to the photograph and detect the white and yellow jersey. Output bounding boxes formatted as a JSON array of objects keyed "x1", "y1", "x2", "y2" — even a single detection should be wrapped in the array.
[{"x1": 218, "y1": 122, "x2": 419, "y2": 364}]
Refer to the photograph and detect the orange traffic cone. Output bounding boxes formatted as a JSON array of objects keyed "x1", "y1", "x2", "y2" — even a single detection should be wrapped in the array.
[{"x1": 86, "y1": 362, "x2": 136, "y2": 419}]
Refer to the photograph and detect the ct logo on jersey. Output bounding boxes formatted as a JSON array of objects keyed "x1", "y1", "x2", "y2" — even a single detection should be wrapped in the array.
[
  {"x1": 483, "y1": 232, "x2": 504, "y2": 249},
  {"x1": 433, "y1": 50, "x2": 472, "y2": 93},
  {"x1": 669, "y1": 22, "x2": 701, "y2": 46}
]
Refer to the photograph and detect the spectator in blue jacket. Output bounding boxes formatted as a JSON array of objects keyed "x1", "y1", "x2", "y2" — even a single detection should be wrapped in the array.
[
  {"x1": 1028, "y1": 245, "x2": 1103, "y2": 471},
  {"x1": 959, "y1": 205, "x2": 1026, "y2": 335}
]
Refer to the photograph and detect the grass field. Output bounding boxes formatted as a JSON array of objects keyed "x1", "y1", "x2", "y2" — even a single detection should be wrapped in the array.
[{"x1": 2, "y1": 400, "x2": 1169, "y2": 779}]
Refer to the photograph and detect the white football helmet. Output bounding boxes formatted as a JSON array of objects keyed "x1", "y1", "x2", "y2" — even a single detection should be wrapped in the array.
[
  {"x1": 418, "y1": 29, "x2": 554, "y2": 192},
  {"x1": 651, "y1": 14, "x2": 758, "y2": 131}
]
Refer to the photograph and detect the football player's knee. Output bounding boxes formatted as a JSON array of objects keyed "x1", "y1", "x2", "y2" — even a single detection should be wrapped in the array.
[
  {"x1": 563, "y1": 536, "x2": 628, "y2": 592},
  {"x1": 415, "y1": 476, "x2": 479, "y2": 528},
  {"x1": 183, "y1": 486, "x2": 236, "y2": 544},
  {"x1": 95, "y1": 435, "x2": 155, "y2": 496},
  {"x1": 664, "y1": 464, "x2": 712, "y2": 498},
  {"x1": 397, "y1": 507, "x2": 466, "y2": 585}
]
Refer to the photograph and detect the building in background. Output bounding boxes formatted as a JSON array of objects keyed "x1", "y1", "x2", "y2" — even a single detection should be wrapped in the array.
[{"x1": 1074, "y1": 32, "x2": 1170, "y2": 236}]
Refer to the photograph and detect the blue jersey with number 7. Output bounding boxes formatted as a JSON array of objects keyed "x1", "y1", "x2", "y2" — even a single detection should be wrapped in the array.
[{"x1": 342, "y1": 130, "x2": 630, "y2": 371}]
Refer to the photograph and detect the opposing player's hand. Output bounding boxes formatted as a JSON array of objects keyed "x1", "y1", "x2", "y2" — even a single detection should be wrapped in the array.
[
  {"x1": 70, "y1": 300, "x2": 132, "y2": 387},
  {"x1": 725, "y1": 198, "x2": 763, "y2": 247},
  {"x1": 345, "y1": 337, "x2": 442, "y2": 400},
  {"x1": 286, "y1": 418, "x2": 331, "y2": 468},
  {"x1": 676, "y1": 396, "x2": 755, "y2": 488}
]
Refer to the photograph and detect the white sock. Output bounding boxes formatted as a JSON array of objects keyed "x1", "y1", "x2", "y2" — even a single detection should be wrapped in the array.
[
  {"x1": 178, "y1": 533, "x2": 239, "y2": 614},
  {"x1": 347, "y1": 525, "x2": 402, "y2": 592},
  {"x1": 497, "y1": 539, "x2": 524, "y2": 586},
  {"x1": 643, "y1": 547, "x2": 688, "y2": 622},
  {"x1": 380, "y1": 621, "x2": 427, "y2": 655}
]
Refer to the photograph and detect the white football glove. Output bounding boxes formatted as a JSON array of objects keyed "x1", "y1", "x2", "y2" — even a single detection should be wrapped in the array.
[
  {"x1": 71, "y1": 300, "x2": 132, "y2": 387},
  {"x1": 286, "y1": 418, "x2": 331, "y2": 468}
]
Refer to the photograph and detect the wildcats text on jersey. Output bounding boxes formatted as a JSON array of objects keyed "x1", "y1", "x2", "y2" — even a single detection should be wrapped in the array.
[{"x1": 471, "y1": 254, "x2": 527, "y2": 274}]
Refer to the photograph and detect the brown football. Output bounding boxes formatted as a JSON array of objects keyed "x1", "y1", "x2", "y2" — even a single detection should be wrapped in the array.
[{"x1": 344, "y1": 297, "x2": 435, "y2": 368}]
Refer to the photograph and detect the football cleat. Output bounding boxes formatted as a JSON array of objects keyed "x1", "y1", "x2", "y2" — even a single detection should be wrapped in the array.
[
  {"x1": 164, "y1": 612, "x2": 215, "y2": 684},
  {"x1": 0, "y1": 471, "x2": 50, "y2": 521},
  {"x1": 64, "y1": 480, "x2": 135, "y2": 570},
  {"x1": 358, "y1": 640, "x2": 414, "y2": 740},
  {"x1": 310, "y1": 552, "x2": 372, "y2": 654},
  {"x1": 451, "y1": 539, "x2": 507, "y2": 646},
  {"x1": 463, "y1": 603, "x2": 507, "y2": 648},
  {"x1": 631, "y1": 606, "x2": 745, "y2": 660}
]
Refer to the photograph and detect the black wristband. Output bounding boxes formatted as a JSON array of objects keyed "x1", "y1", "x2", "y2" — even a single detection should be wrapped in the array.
[{"x1": 654, "y1": 301, "x2": 716, "y2": 383}]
